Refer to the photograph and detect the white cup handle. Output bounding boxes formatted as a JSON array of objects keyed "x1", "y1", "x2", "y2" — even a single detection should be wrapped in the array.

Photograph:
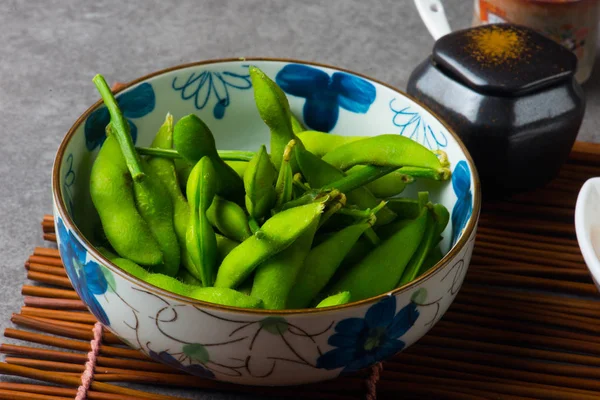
[{"x1": 414, "y1": 0, "x2": 452, "y2": 40}]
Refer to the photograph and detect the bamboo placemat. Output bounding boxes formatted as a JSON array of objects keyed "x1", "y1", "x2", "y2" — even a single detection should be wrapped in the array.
[{"x1": 2, "y1": 141, "x2": 600, "y2": 399}]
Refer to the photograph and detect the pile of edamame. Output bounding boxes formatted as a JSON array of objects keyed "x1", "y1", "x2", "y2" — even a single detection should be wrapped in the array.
[{"x1": 88, "y1": 66, "x2": 452, "y2": 310}]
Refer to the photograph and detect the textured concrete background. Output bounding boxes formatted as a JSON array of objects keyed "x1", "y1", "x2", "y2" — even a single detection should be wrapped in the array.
[{"x1": 0, "y1": 0, "x2": 598, "y2": 398}]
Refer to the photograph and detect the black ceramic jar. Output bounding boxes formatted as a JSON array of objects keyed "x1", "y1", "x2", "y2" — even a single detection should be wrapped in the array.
[{"x1": 407, "y1": 24, "x2": 586, "y2": 198}]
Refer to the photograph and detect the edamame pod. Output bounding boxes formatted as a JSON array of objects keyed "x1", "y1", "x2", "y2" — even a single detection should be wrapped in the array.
[
  {"x1": 146, "y1": 114, "x2": 193, "y2": 273},
  {"x1": 316, "y1": 291, "x2": 351, "y2": 308},
  {"x1": 397, "y1": 209, "x2": 437, "y2": 286},
  {"x1": 225, "y1": 160, "x2": 248, "y2": 179},
  {"x1": 322, "y1": 134, "x2": 442, "y2": 171},
  {"x1": 90, "y1": 136, "x2": 163, "y2": 267},
  {"x1": 294, "y1": 146, "x2": 397, "y2": 225},
  {"x1": 420, "y1": 246, "x2": 444, "y2": 275},
  {"x1": 251, "y1": 219, "x2": 319, "y2": 310},
  {"x1": 297, "y1": 130, "x2": 366, "y2": 158},
  {"x1": 177, "y1": 269, "x2": 203, "y2": 286},
  {"x1": 248, "y1": 66, "x2": 305, "y2": 170},
  {"x1": 206, "y1": 196, "x2": 252, "y2": 243},
  {"x1": 186, "y1": 157, "x2": 218, "y2": 286},
  {"x1": 244, "y1": 145, "x2": 277, "y2": 222},
  {"x1": 134, "y1": 159, "x2": 181, "y2": 276},
  {"x1": 214, "y1": 201, "x2": 325, "y2": 289},
  {"x1": 346, "y1": 165, "x2": 412, "y2": 198},
  {"x1": 385, "y1": 198, "x2": 422, "y2": 220},
  {"x1": 216, "y1": 233, "x2": 239, "y2": 262},
  {"x1": 327, "y1": 207, "x2": 429, "y2": 301},
  {"x1": 287, "y1": 222, "x2": 371, "y2": 309},
  {"x1": 290, "y1": 113, "x2": 306, "y2": 134},
  {"x1": 174, "y1": 114, "x2": 244, "y2": 200}
]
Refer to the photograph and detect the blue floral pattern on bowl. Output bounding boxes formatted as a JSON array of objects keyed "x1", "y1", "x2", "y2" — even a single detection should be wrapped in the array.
[
  {"x1": 276, "y1": 64, "x2": 376, "y2": 132},
  {"x1": 84, "y1": 82, "x2": 155, "y2": 151},
  {"x1": 451, "y1": 161, "x2": 473, "y2": 245},
  {"x1": 171, "y1": 68, "x2": 252, "y2": 119},
  {"x1": 390, "y1": 98, "x2": 448, "y2": 150},
  {"x1": 317, "y1": 296, "x2": 419, "y2": 373},
  {"x1": 55, "y1": 216, "x2": 111, "y2": 326}
]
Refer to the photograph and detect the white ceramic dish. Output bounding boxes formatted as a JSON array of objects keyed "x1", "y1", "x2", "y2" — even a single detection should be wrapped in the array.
[
  {"x1": 575, "y1": 177, "x2": 600, "y2": 290},
  {"x1": 52, "y1": 58, "x2": 481, "y2": 386}
]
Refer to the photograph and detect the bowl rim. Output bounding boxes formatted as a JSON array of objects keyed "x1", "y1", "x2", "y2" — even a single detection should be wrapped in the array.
[{"x1": 52, "y1": 57, "x2": 482, "y2": 315}]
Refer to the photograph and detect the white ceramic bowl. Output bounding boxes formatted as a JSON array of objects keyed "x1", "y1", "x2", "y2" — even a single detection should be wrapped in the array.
[
  {"x1": 52, "y1": 58, "x2": 481, "y2": 386},
  {"x1": 575, "y1": 178, "x2": 600, "y2": 290}
]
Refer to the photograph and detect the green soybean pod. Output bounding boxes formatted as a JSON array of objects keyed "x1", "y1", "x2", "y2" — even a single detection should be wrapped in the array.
[
  {"x1": 146, "y1": 114, "x2": 193, "y2": 273},
  {"x1": 322, "y1": 135, "x2": 442, "y2": 171},
  {"x1": 134, "y1": 159, "x2": 181, "y2": 277},
  {"x1": 174, "y1": 114, "x2": 244, "y2": 200},
  {"x1": 419, "y1": 246, "x2": 444, "y2": 275},
  {"x1": 294, "y1": 146, "x2": 397, "y2": 226},
  {"x1": 251, "y1": 220, "x2": 319, "y2": 310},
  {"x1": 345, "y1": 165, "x2": 412, "y2": 199},
  {"x1": 248, "y1": 66, "x2": 305, "y2": 170},
  {"x1": 90, "y1": 136, "x2": 163, "y2": 267},
  {"x1": 290, "y1": 113, "x2": 306, "y2": 135},
  {"x1": 177, "y1": 268, "x2": 203, "y2": 286},
  {"x1": 174, "y1": 158, "x2": 193, "y2": 193},
  {"x1": 206, "y1": 196, "x2": 252, "y2": 243},
  {"x1": 327, "y1": 208, "x2": 428, "y2": 302},
  {"x1": 297, "y1": 131, "x2": 367, "y2": 158},
  {"x1": 225, "y1": 160, "x2": 248, "y2": 179},
  {"x1": 244, "y1": 145, "x2": 277, "y2": 222},
  {"x1": 188, "y1": 287, "x2": 264, "y2": 309},
  {"x1": 397, "y1": 209, "x2": 437, "y2": 287},
  {"x1": 214, "y1": 201, "x2": 325, "y2": 289},
  {"x1": 316, "y1": 291, "x2": 351, "y2": 308},
  {"x1": 186, "y1": 157, "x2": 218, "y2": 286},
  {"x1": 287, "y1": 222, "x2": 371, "y2": 309},
  {"x1": 216, "y1": 233, "x2": 240, "y2": 263}
]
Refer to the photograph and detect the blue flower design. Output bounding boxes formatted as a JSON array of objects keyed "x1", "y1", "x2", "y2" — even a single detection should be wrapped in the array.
[
  {"x1": 275, "y1": 64, "x2": 376, "y2": 132},
  {"x1": 451, "y1": 161, "x2": 473, "y2": 245},
  {"x1": 171, "y1": 68, "x2": 252, "y2": 119},
  {"x1": 84, "y1": 83, "x2": 155, "y2": 151},
  {"x1": 56, "y1": 217, "x2": 110, "y2": 326},
  {"x1": 148, "y1": 350, "x2": 215, "y2": 379},
  {"x1": 317, "y1": 296, "x2": 419, "y2": 373},
  {"x1": 390, "y1": 99, "x2": 448, "y2": 150}
]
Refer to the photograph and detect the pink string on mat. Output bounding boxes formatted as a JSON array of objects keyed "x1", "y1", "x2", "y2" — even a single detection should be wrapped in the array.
[
  {"x1": 366, "y1": 362, "x2": 383, "y2": 400},
  {"x1": 76, "y1": 321, "x2": 104, "y2": 400}
]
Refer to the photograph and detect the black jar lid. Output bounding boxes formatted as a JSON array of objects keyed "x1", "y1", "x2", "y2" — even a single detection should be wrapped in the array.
[{"x1": 432, "y1": 24, "x2": 578, "y2": 96}]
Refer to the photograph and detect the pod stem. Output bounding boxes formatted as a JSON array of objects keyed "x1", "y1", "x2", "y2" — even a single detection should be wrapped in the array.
[
  {"x1": 399, "y1": 166, "x2": 451, "y2": 181},
  {"x1": 136, "y1": 147, "x2": 182, "y2": 159},
  {"x1": 93, "y1": 74, "x2": 145, "y2": 182}
]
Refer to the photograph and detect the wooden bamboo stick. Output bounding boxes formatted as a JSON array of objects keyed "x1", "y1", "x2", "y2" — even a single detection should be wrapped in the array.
[
  {"x1": 477, "y1": 214, "x2": 576, "y2": 236},
  {"x1": 0, "y1": 389, "x2": 71, "y2": 400},
  {"x1": 24, "y1": 263, "x2": 68, "y2": 278},
  {"x1": 21, "y1": 286, "x2": 78, "y2": 300},
  {"x1": 419, "y1": 335, "x2": 600, "y2": 367},
  {"x1": 472, "y1": 246, "x2": 585, "y2": 269},
  {"x1": 460, "y1": 284, "x2": 600, "y2": 311},
  {"x1": 28, "y1": 256, "x2": 64, "y2": 268},
  {"x1": 26, "y1": 272, "x2": 71, "y2": 289},
  {"x1": 474, "y1": 240, "x2": 585, "y2": 264},
  {"x1": 465, "y1": 270, "x2": 599, "y2": 296},
  {"x1": 43, "y1": 234, "x2": 57, "y2": 242},
  {"x1": 473, "y1": 264, "x2": 591, "y2": 280},
  {"x1": 23, "y1": 297, "x2": 86, "y2": 310},
  {"x1": 20, "y1": 307, "x2": 96, "y2": 324},
  {"x1": 10, "y1": 314, "x2": 122, "y2": 345},
  {"x1": 3, "y1": 329, "x2": 149, "y2": 361},
  {"x1": 0, "y1": 344, "x2": 177, "y2": 373},
  {"x1": 475, "y1": 231, "x2": 582, "y2": 254},
  {"x1": 33, "y1": 247, "x2": 60, "y2": 258},
  {"x1": 0, "y1": 384, "x2": 145, "y2": 400},
  {"x1": 432, "y1": 321, "x2": 600, "y2": 356},
  {"x1": 475, "y1": 226, "x2": 580, "y2": 246},
  {"x1": 0, "y1": 363, "x2": 184, "y2": 400}
]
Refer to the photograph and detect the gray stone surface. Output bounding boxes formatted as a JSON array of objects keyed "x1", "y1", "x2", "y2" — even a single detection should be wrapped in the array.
[{"x1": 0, "y1": 0, "x2": 598, "y2": 398}]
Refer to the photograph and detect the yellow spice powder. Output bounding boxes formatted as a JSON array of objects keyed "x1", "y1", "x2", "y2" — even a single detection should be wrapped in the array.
[{"x1": 466, "y1": 26, "x2": 527, "y2": 65}]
